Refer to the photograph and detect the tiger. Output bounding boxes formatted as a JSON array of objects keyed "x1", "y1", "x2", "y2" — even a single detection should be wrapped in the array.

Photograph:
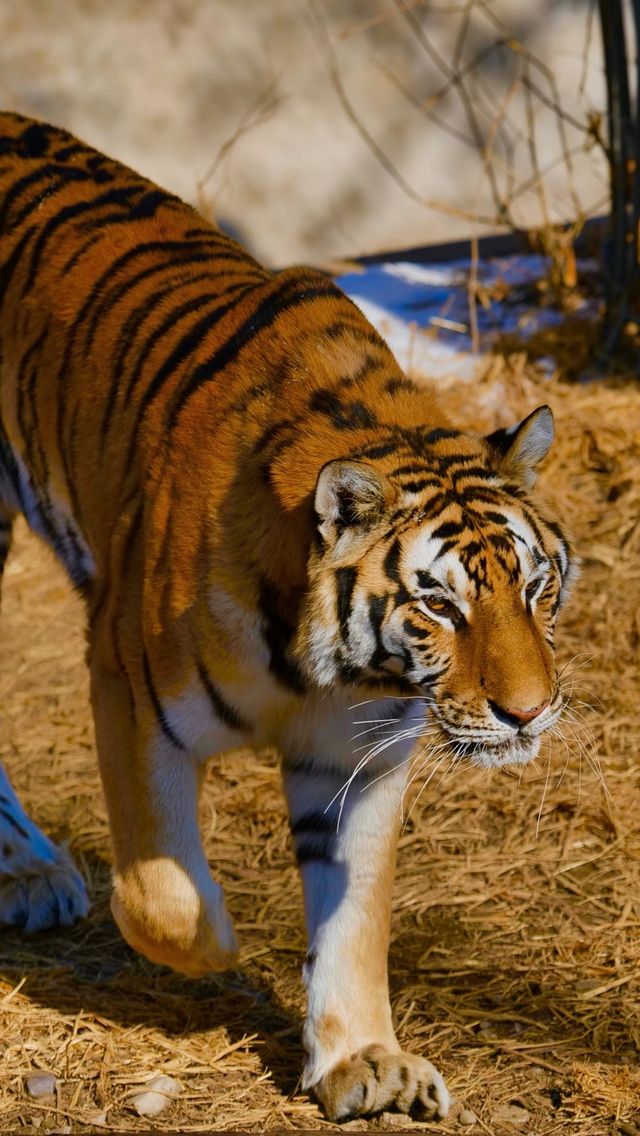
[{"x1": 0, "y1": 111, "x2": 576, "y2": 1122}]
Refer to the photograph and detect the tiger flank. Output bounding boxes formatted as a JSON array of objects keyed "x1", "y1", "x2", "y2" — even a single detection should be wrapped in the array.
[{"x1": 0, "y1": 113, "x2": 576, "y2": 1121}]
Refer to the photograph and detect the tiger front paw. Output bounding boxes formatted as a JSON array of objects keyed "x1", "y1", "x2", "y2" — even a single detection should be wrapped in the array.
[
  {"x1": 313, "y1": 1044, "x2": 449, "y2": 1122},
  {"x1": 111, "y1": 859, "x2": 238, "y2": 977}
]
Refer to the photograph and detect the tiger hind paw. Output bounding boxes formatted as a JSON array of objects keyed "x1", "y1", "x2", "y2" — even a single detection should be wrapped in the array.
[
  {"x1": 111, "y1": 861, "x2": 239, "y2": 977},
  {"x1": 0, "y1": 853, "x2": 89, "y2": 933}
]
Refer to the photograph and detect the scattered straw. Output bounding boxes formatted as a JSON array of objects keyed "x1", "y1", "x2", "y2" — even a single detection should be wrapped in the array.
[{"x1": 1, "y1": 354, "x2": 640, "y2": 1133}]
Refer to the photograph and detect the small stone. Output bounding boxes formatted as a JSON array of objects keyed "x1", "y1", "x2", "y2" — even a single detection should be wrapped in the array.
[
  {"x1": 459, "y1": 1108, "x2": 478, "y2": 1126},
  {"x1": 129, "y1": 1074, "x2": 181, "y2": 1118},
  {"x1": 477, "y1": 1019, "x2": 496, "y2": 1037},
  {"x1": 85, "y1": 1111, "x2": 108, "y2": 1127},
  {"x1": 491, "y1": 1102, "x2": 531, "y2": 1129},
  {"x1": 25, "y1": 1074, "x2": 57, "y2": 1100}
]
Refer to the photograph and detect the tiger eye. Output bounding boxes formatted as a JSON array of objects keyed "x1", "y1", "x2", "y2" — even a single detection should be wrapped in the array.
[{"x1": 426, "y1": 596, "x2": 452, "y2": 614}]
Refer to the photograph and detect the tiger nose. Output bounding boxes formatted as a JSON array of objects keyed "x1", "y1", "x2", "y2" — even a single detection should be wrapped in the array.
[{"x1": 489, "y1": 699, "x2": 549, "y2": 728}]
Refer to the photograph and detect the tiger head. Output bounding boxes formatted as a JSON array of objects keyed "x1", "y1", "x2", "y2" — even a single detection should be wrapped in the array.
[{"x1": 295, "y1": 406, "x2": 577, "y2": 768}]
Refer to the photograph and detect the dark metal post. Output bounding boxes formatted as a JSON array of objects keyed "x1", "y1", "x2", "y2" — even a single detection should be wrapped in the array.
[{"x1": 597, "y1": 0, "x2": 639, "y2": 360}]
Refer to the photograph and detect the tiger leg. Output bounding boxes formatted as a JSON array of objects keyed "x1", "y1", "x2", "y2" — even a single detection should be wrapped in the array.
[
  {"x1": 283, "y1": 757, "x2": 449, "y2": 1122},
  {"x1": 0, "y1": 505, "x2": 89, "y2": 931},
  {"x1": 89, "y1": 642, "x2": 238, "y2": 976}
]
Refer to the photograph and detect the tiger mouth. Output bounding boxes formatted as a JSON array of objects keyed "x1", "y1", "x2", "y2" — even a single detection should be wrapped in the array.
[{"x1": 441, "y1": 732, "x2": 541, "y2": 768}]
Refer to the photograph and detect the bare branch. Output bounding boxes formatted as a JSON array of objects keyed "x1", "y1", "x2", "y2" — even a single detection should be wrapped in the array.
[
  {"x1": 197, "y1": 79, "x2": 283, "y2": 205},
  {"x1": 308, "y1": 0, "x2": 500, "y2": 227}
]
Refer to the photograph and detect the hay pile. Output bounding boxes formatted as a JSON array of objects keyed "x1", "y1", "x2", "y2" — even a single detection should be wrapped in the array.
[{"x1": 1, "y1": 355, "x2": 639, "y2": 1134}]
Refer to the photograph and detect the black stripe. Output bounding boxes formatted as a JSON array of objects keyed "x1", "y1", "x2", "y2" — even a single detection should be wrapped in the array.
[
  {"x1": 433, "y1": 452, "x2": 479, "y2": 472},
  {"x1": 61, "y1": 401, "x2": 85, "y2": 538},
  {"x1": 15, "y1": 324, "x2": 71, "y2": 556},
  {"x1": 142, "y1": 652, "x2": 186, "y2": 751},
  {"x1": 196, "y1": 658, "x2": 247, "y2": 732},
  {"x1": 545, "y1": 519, "x2": 566, "y2": 541},
  {"x1": 335, "y1": 566, "x2": 357, "y2": 642},
  {"x1": 493, "y1": 550, "x2": 516, "y2": 576},
  {"x1": 282, "y1": 754, "x2": 347, "y2": 779},
  {"x1": 81, "y1": 252, "x2": 224, "y2": 359},
  {"x1": 84, "y1": 201, "x2": 182, "y2": 232},
  {"x1": 487, "y1": 532, "x2": 514, "y2": 553},
  {"x1": 403, "y1": 617, "x2": 429, "y2": 639},
  {"x1": 21, "y1": 186, "x2": 145, "y2": 294},
  {"x1": 295, "y1": 841, "x2": 334, "y2": 865},
  {"x1": 497, "y1": 481, "x2": 525, "y2": 499},
  {"x1": 0, "y1": 226, "x2": 37, "y2": 305},
  {"x1": 459, "y1": 485, "x2": 503, "y2": 506},
  {"x1": 433, "y1": 538, "x2": 461, "y2": 560},
  {"x1": 0, "y1": 119, "x2": 55, "y2": 159},
  {"x1": 61, "y1": 519, "x2": 92, "y2": 591},
  {"x1": 167, "y1": 278, "x2": 343, "y2": 429},
  {"x1": 0, "y1": 804, "x2": 29, "y2": 841},
  {"x1": 520, "y1": 505, "x2": 546, "y2": 548},
  {"x1": 129, "y1": 279, "x2": 262, "y2": 428},
  {"x1": 424, "y1": 427, "x2": 462, "y2": 444},
  {"x1": 399, "y1": 477, "x2": 441, "y2": 494},
  {"x1": 119, "y1": 287, "x2": 228, "y2": 405},
  {"x1": 97, "y1": 265, "x2": 231, "y2": 444},
  {"x1": 451, "y1": 464, "x2": 494, "y2": 484},
  {"x1": 129, "y1": 189, "x2": 167, "y2": 218},
  {"x1": 16, "y1": 121, "x2": 54, "y2": 157},
  {"x1": 309, "y1": 389, "x2": 377, "y2": 431},
  {"x1": 386, "y1": 377, "x2": 416, "y2": 394},
  {"x1": 358, "y1": 441, "x2": 397, "y2": 460},
  {"x1": 253, "y1": 420, "x2": 290, "y2": 455},
  {"x1": 0, "y1": 425, "x2": 27, "y2": 514},
  {"x1": 53, "y1": 142, "x2": 88, "y2": 162},
  {"x1": 118, "y1": 279, "x2": 265, "y2": 475},
  {"x1": 61, "y1": 231, "x2": 222, "y2": 297},
  {"x1": 430, "y1": 520, "x2": 465, "y2": 542},
  {"x1": 259, "y1": 578, "x2": 306, "y2": 694},
  {"x1": 383, "y1": 538, "x2": 402, "y2": 582},
  {"x1": 290, "y1": 811, "x2": 336, "y2": 837},
  {"x1": 393, "y1": 462, "x2": 430, "y2": 476},
  {"x1": 460, "y1": 539, "x2": 485, "y2": 561},
  {"x1": 88, "y1": 494, "x2": 142, "y2": 626},
  {"x1": 382, "y1": 540, "x2": 411, "y2": 604},
  {"x1": 16, "y1": 323, "x2": 50, "y2": 463},
  {"x1": 0, "y1": 164, "x2": 92, "y2": 231},
  {"x1": 416, "y1": 569, "x2": 441, "y2": 590},
  {"x1": 292, "y1": 813, "x2": 336, "y2": 864},
  {"x1": 368, "y1": 593, "x2": 389, "y2": 668}
]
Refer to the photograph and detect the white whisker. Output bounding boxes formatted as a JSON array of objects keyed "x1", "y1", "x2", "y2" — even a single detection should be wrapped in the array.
[{"x1": 536, "y1": 742, "x2": 553, "y2": 838}]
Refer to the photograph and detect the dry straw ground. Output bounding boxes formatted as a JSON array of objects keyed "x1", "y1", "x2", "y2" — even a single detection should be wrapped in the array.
[{"x1": 1, "y1": 356, "x2": 639, "y2": 1133}]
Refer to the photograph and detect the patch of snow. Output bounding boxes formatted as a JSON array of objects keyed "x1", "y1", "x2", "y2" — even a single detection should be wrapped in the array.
[{"x1": 345, "y1": 293, "x2": 478, "y2": 379}]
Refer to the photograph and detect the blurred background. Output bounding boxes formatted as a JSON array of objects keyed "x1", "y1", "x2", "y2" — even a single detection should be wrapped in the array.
[{"x1": 0, "y1": 1, "x2": 606, "y2": 266}]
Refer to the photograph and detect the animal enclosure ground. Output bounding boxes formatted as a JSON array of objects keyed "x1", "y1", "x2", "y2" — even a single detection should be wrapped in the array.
[{"x1": 1, "y1": 358, "x2": 640, "y2": 1134}]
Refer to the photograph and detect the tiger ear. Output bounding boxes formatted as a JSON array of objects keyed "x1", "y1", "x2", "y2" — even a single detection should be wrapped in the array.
[
  {"x1": 314, "y1": 459, "x2": 396, "y2": 545},
  {"x1": 486, "y1": 405, "x2": 554, "y2": 487}
]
